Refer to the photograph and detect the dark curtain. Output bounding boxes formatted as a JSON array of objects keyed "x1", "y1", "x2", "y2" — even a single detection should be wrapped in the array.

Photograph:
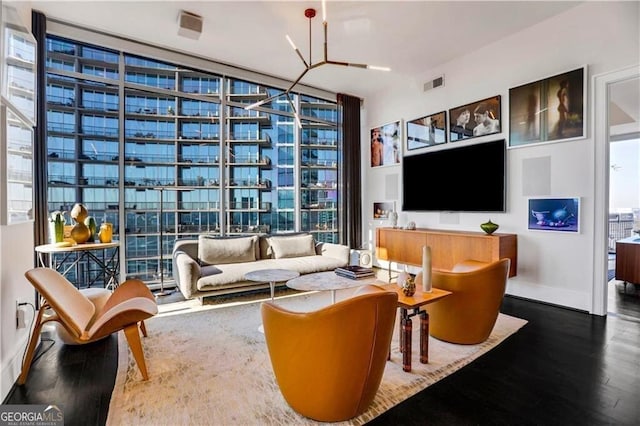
[
  {"x1": 337, "y1": 93, "x2": 362, "y2": 249},
  {"x1": 32, "y1": 11, "x2": 48, "y2": 259}
]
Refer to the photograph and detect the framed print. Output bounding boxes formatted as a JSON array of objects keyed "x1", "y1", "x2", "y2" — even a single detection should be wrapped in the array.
[
  {"x1": 449, "y1": 95, "x2": 501, "y2": 142},
  {"x1": 373, "y1": 201, "x2": 394, "y2": 220},
  {"x1": 509, "y1": 66, "x2": 586, "y2": 147},
  {"x1": 406, "y1": 111, "x2": 447, "y2": 150},
  {"x1": 528, "y1": 197, "x2": 580, "y2": 233},
  {"x1": 370, "y1": 120, "x2": 402, "y2": 167}
]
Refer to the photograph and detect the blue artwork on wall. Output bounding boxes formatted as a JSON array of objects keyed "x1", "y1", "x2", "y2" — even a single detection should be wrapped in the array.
[{"x1": 528, "y1": 197, "x2": 580, "y2": 233}]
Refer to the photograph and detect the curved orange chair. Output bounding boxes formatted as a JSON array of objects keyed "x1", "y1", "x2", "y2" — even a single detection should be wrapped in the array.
[
  {"x1": 261, "y1": 284, "x2": 398, "y2": 422},
  {"x1": 19, "y1": 268, "x2": 158, "y2": 384},
  {"x1": 417, "y1": 258, "x2": 510, "y2": 344}
]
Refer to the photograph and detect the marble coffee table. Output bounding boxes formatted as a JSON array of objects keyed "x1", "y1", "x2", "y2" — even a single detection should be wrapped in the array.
[
  {"x1": 286, "y1": 270, "x2": 381, "y2": 304},
  {"x1": 244, "y1": 268, "x2": 300, "y2": 302},
  {"x1": 245, "y1": 268, "x2": 300, "y2": 334}
]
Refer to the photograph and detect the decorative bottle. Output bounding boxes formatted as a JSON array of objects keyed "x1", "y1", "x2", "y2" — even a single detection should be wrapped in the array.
[{"x1": 422, "y1": 245, "x2": 432, "y2": 293}]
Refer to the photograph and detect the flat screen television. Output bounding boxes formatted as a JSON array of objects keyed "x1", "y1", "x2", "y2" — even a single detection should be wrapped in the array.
[{"x1": 402, "y1": 139, "x2": 506, "y2": 212}]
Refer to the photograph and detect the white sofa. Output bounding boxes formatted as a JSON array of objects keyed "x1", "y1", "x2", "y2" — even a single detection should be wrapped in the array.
[{"x1": 172, "y1": 233, "x2": 350, "y2": 301}]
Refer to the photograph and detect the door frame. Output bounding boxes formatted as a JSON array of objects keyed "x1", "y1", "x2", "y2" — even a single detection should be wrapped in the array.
[{"x1": 592, "y1": 64, "x2": 640, "y2": 316}]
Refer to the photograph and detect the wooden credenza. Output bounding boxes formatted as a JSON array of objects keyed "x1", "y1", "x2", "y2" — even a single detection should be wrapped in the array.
[
  {"x1": 615, "y1": 236, "x2": 640, "y2": 284},
  {"x1": 376, "y1": 227, "x2": 518, "y2": 277}
]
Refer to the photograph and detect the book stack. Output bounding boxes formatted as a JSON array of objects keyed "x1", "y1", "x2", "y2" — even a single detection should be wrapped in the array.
[{"x1": 335, "y1": 265, "x2": 375, "y2": 280}]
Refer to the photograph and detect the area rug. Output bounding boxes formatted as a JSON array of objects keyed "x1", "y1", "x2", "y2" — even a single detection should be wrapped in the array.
[{"x1": 106, "y1": 290, "x2": 527, "y2": 425}]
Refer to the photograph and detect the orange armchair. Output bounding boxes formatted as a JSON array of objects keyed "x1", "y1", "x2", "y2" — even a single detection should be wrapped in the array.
[
  {"x1": 261, "y1": 284, "x2": 398, "y2": 422},
  {"x1": 19, "y1": 268, "x2": 158, "y2": 385},
  {"x1": 418, "y1": 258, "x2": 510, "y2": 344}
]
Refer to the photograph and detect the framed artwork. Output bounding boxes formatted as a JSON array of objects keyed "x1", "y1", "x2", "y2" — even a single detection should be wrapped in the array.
[
  {"x1": 373, "y1": 201, "x2": 395, "y2": 220},
  {"x1": 528, "y1": 197, "x2": 580, "y2": 233},
  {"x1": 370, "y1": 120, "x2": 402, "y2": 167},
  {"x1": 509, "y1": 66, "x2": 586, "y2": 147},
  {"x1": 406, "y1": 111, "x2": 447, "y2": 150},
  {"x1": 449, "y1": 95, "x2": 501, "y2": 142}
]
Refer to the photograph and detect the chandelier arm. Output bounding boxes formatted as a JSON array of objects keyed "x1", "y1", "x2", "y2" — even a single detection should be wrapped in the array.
[
  {"x1": 284, "y1": 68, "x2": 311, "y2": 93},
  {"x1": 323, "y1": 21, "x2": 328, "y2": 62},
  {"x1": 285, "y1": 92, "x2": 302, "y2": 129},
  {"x1": 294, "y1": 47, "x2": 310, "y2": 69},
  {"x1": 244, "y1": 93, "x2": 281, "y2": 110},
  {"x1": 308, "y1": 14, "x2": 313, "y2": 65}
]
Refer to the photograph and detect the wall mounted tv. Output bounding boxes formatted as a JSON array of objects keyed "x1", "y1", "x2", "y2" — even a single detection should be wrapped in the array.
[{"x1": 402, "y1": 139, "x2": 506, "y2": 212}]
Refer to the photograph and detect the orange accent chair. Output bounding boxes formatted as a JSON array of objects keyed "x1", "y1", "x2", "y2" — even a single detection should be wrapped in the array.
[
  {"x1": 19, "y1": 268, "x2": 158, "y2": 385},
  {"x1": 418, "y1": 258, "x2": 511, "y2": 344},
  {"x1": 261, "y1": 284, "x2": 398, "y2": 422}
]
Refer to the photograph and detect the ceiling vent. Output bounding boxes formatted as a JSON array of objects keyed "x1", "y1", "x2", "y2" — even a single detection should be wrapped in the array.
[
  {"x1": 424, "y1": 75, "x2": 445, "y2": 92},
  {"x1": 178, "y1": 10, "x2": 203, "y2": 40}
]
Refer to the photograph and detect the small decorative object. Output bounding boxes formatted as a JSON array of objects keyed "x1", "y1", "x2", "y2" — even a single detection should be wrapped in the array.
[
  {"x1": 404, "y1": 221, "x2": 416, "y2": 230},
  {"x1": 422, "y1": 245, "x2": 432, "y2": 292},
  {"x1": 480, "y1": 220, "x2": 499, "y2": 235},
  {"x1": 389, "y1": 210, "x2": 398, "y2": 228},
  {"x1": 84, "y1": 216, "x2": 97, "y2": 242},
  {"x1": 396, "y1": 270, "x2": 411, "y2": 289},
  {"x1": 401, "y1": 275, "x2": 416, "y2": 297},
  {"x1": 69, "y1": 203, "x2": 90, "y2": 244},
  {"x1": 48, "y1": 211, "x2": 66, "y2": 243},
  {"x1": 98, "y1": 222, "x2": 113, "y2": 243}
]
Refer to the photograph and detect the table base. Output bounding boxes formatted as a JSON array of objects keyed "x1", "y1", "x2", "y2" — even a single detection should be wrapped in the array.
[{"x1": 399, "y1": 308, "x2": 430, "y2": 372}]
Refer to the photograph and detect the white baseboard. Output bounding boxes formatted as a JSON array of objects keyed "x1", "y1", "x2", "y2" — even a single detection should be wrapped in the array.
[{"x1": 1, "y1": 332, "x2": 30, "y2": 402}]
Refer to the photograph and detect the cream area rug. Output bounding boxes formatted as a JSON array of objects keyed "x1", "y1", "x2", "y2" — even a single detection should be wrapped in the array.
[{"x1": 106, "y1": 289, "x2": 527, "y2": 425}]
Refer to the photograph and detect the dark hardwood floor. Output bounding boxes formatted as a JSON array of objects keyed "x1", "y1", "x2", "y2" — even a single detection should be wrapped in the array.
[{"x1": 4, "y1": 280, "x2": 639, "y2": 426}]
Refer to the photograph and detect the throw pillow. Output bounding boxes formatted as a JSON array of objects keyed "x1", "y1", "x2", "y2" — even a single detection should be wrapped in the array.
[
  {"x1": 198, "y1": 235, "x2": 257, "y2": 265},
  {"x1": 267, "y1": 234, "x2": 316, "y2": 259}
]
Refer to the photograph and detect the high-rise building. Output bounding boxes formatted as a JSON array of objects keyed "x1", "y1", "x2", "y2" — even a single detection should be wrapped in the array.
[{"x1": 44, "y1": 36, "x2": 339, "y2": 288}]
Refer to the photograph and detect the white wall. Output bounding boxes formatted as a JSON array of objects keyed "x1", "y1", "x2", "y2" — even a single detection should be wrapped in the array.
[
  {"x1": 1, "y1": 0, "x2": 36, "y2": 402},
  {"x1": 362, "y1": 2, "x2": 640, "y2": 312}
]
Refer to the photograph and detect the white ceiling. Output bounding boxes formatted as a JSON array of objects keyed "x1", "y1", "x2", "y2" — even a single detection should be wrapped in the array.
[{"x1": 31, "y1": 0, "x2": 582, "y2": 99}]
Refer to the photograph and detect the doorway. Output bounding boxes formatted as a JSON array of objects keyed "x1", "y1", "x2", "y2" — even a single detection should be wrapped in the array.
[
  {"x1": 606, "y1": 74, "x2": 640, "y2": 317},
  {"x1": 592, "y1": 66, "x2": 639, "y2": 316}
]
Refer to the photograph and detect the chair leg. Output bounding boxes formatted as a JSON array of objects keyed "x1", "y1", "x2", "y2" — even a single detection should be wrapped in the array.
[
  {"x1": 17, "y1": 308, "x2": 47, "y2": 385},
  {"x1": 124, "y1": 324, "x2": 149, "y2": 380},
  {"x1": 139, "y1": 320, "x2": 148, "y2": 337}
]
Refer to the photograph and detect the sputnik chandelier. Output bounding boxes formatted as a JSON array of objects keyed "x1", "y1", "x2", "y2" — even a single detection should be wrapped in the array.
[{"x1": 245, "y1": 0, "x2": 390, "y2": 127}]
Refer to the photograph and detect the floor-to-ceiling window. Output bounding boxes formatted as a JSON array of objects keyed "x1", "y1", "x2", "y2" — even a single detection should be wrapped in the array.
[{"x1": 44, "y1": 34, "x2": 339, "y2": 288}]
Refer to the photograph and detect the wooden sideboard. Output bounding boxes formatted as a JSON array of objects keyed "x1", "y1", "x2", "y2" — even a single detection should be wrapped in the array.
[
  {"x1": 615, "y1": 236, "x2": 640, "y2": 284},
  {"x1": 375, "y1": 227, "x2": 518, "y2": 277}
]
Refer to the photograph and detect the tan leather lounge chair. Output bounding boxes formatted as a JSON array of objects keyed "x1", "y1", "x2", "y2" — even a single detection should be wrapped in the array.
[
  {"x1": 19, "y1": 267, "x2": 158, "y2": 385},
  {"x1": 261, "y1": 284, "x2": 398, "y2": 422},
  {"x1": 419, "y1": 258, "x2": 511, "y2": 344}
]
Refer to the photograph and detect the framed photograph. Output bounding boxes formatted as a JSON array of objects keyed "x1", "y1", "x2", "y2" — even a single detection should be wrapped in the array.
[
  {"x1": 528, "y1": 197, "x2": 580, "y2": 233},
  {"x1": 509, "y1": 66, "x2": 586, "y2": 147},
  {"x1": 406, "y1": 111, "x2": 447, "y2": 150},
  {"x1": 370, "y1": 120, "x2": 402, "y2": 167},
  {"x1": 449, "y1": 95, "x2": 501, "y2": 142},
  {"x1": 373, "y1": 201, "x2": 395, "y2": 220}
]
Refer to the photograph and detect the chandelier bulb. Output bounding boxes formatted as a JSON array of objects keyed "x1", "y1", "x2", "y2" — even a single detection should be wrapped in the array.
[{"x1": 285, "y1": 35, "x2": 297, "y2": 50}]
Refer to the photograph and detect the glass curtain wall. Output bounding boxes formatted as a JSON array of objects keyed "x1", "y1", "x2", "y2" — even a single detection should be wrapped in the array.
[{"x1": 44, "y1": 35, "x2": 339, "y2": 287}]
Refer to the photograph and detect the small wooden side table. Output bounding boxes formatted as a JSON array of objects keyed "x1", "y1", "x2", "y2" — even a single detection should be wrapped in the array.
[{"x1": 381, "y1": 284, "x2": 452, "y2": 372}]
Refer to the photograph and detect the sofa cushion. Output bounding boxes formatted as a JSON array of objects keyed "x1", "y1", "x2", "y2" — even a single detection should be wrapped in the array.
[
  {"x1": 267, "y1": 234, "x2": 316, "y2": 259},
  {"x1": 198, "y1": 235, "x2": 257, "y2": 265},
  {"x1": 197, "y1": 256, "x2": 348, "y2": 291}
]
